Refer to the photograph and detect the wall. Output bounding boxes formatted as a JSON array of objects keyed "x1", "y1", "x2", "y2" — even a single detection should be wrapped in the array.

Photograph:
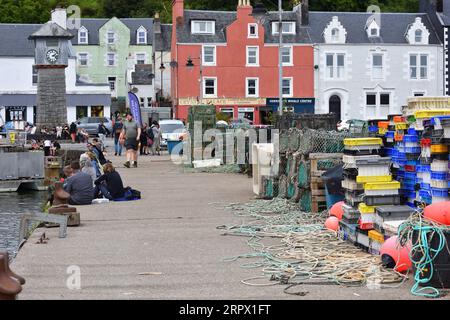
[
  {"x1": 315, "y1": 44, "x2": 444, "y2": 120},
  {"x1": 154, "y1": 50, "x2": 172, "y2": 102}
]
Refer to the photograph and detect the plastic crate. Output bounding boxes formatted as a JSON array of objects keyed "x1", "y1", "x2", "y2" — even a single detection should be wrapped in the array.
[
  {"x1": 431, "y1": 145, "x2": 448, "y2": 153},
  {"x1": 356, "y1": 175, "x2": 392, "y2": 183},
  {"x1": 344, "y1": 138, "x2": 383, "y2": 146},
  {"x1": 395, "y1": 123, "x2": 409, "y2": 130},
  {"x1": 360, "y1": 213, "x2": 376, "y2": 224},
  {"x1": 420, "y1": 183, "x2": 431, "y2": 190},
  {"x1": 415, "y1": 110, "x2": 450, "y2": 119},
  {"x1": 358, "y1": 203, "x2": 376, "y2": 214},
  {"x1": 431, "y1": 160, "x2": 448, "y2": 172},
  {"x1": 364, "y1": 194, "x2": 401, "y2": 206},
  {"x1": 432, "y1": 188, "x2": 449, "y2": 197},
  {"x1": 416, "y1": 165, "x2": 431, "y2": 173},
  {"x1": 368, "y1": 230, "x2": 386, "y2": 243},
  {"x1": 431, "y1": 172, "x2": 448, "y2": 181},
  {"x1": 364, "y1": 181, "x2": 401, "y2": 191},
  {"x1": 431, "y1": 180, "x2": 449, "y2": 189},
  {"x1": 338, "y1": 220, "x2": 358, "y2": 243}
]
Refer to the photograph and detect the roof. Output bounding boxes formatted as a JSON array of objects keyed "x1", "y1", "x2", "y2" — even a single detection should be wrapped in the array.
[
  {"x1": 69, "y1": 18, "x2": 154, "y2": 45},
  {"x1": 0, "y1": 24, "x2": 41, "y2": 56},
  {"x1": 154, "y1": 24, "x2": 172, "y2": 52},
  {"x1": 29, "y1": 22, "x2": 73, "y2": 39},
  {"x1": 438, "y1": 13, "x2": 450, "y2": 26},
  {"x1": 177, "y1": 9, "x2": 441, "y2": 45}
]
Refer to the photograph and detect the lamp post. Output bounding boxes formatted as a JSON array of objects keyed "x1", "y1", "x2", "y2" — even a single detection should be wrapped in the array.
[
  {"x1": 159, "y1": 60, "x2": 166, "y2": 107},
  {"x1": 186, "y1": 56, "x2": 203, "y2": 103},
  {"x1": 252, "y1": 1, "x2": 283, "y2": 116}
]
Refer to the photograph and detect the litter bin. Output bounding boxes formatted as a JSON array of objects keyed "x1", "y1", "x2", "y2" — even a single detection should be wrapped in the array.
[{"x1": 167, "y1": 140, "x2": 182, "y2": 155}]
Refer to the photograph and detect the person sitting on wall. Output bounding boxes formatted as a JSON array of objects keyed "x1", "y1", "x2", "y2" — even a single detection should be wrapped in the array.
[
  {"x1": 88, "y1": 141, "x2": 107, "y2": 165},
  {"x1": 94, "y1": 163, "x2": 125, "y2": 200},
  {"x1": 63, "y1": 161, "x2": 94, "y2": 206}
]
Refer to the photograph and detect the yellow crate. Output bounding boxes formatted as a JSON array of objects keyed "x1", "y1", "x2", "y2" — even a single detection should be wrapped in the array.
[
  {"x1": 356, "y1": 175, "x2": 392, "y2": 183},
  {"x1": 369, "y1": 230, "x2": 385, "y2": 243},
  {"x1": 359, "y1": 203, "x2": 376, "y2": 214},
  {"x1": 378, "y1": 128, "x2": 388, "y2": 135},
  {"x1": 431, "y1": 145, "x2": 448, "y2": 153},
  {"x1": 395, "y1": 123, "x2": 409, "y2": 130},
  {"x1": 414, "y1": 109, "x2": 450, "y2": 119},
  {"x1": 364, "y1": 181, "x2": 401, "y2": 191},
  {"x1": 344, "y1": 138, "x2": 383, "y2": 146}
]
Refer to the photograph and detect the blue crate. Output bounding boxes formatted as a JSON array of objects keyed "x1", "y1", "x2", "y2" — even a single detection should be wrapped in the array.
[
  {"x1": 431, "y1": 172, "x2": 448, "y2": 181},
  {"x1": 404, "y1": 172, "x2": 417, "y2": 180},
  {"x1": 384, "y1": 148, "x2": 394, "y2": 156},
  {"x1": 386, "y1": 131, "x2": 395, "y2": 139},
  {"x1": 403, "y1": 181, "x2": 417, "y2": 191},
  {"x1": 369, "y1": 125, "x2": 378, "y2": 133},
  {"x1": 420, "y1": 183, "x2": 431, "y2": 190},
  {"x1": 417, "y1": 165, "x2": 431, "y2": 173},
  {"x1": 432, "y1": 188, "x2": 449, "y2": 197},
  {"x1": 407, "y1": 128, "x2": 417, "y2": 135},
  {"x1": 430, "y1": 116, "x2": 450, "y2": 125},
  {"x1": 403, "y1": 135, "x2": 419, "y2": 143}
]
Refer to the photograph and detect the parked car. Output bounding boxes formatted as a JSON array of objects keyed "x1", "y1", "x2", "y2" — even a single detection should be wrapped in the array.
[
  {"x1": 159, "y1": 120, "x2": 187, "y2": 149},
  {"x1": 76, "y1": 117, "x2": 113, "y2": 136}
]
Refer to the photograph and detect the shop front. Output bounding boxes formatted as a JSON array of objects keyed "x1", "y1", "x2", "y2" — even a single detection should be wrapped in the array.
[{"x1": 266, "y1": 98, "x2": 316, "y2": 114}]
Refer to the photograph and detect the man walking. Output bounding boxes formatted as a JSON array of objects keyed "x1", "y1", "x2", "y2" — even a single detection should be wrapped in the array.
[
  {"x1": 113, "y1": 117, "x2": 124, "y2": 156},
  {"x1": 120, "y1": 112, "x2": 141, "y2": 168}
]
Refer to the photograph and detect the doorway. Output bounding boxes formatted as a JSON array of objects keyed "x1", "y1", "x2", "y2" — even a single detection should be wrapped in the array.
[{"x1": 329, "y1": 95, "x2": 342, "y2": 122}]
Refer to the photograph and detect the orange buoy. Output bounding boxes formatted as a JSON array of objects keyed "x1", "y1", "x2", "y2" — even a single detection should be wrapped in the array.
[
  {"x1": 325, "y1": 216, "x2": 340, "y2": 231},
  {"x1": 380, "y1": 236, "x2": 412, "y2": 273},
  {"x1": 329, "y1": 201, "x2": 345, "y2": 220},
  {"x1": 423, "y1": 202, "x2": 450, "y2": 226}
]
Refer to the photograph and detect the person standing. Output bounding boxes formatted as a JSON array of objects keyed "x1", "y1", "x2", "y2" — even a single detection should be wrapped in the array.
[
  {"x1": 56, "y1": 125, "x2": 62, "y2": 139},
  {"x1": 139, "y1": 123, "x2": 149, "y2": 156},
  {"x1": 113, "y1": 117, "x2": 124, "y2": 156},
  {"x1": 120, "y1": 112, "x2": 141, "y2": 168},
  {"x1": 151, "y1": 121, "x2": 161, "y2": 156},
  {"x1": 69, "y1": 122, "x2": 77, "y2": 143},
  {"x1": 43, "y1": 139, "x2": 52, "y2": 157}
]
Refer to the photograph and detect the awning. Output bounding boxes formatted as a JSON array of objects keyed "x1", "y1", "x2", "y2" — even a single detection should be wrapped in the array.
[
  {"x1": 0, "y1": 94, "x2": 36, "y2": 106},
  {"x1": 0, "y1": 94, "x2": 111, "y2": 106}
]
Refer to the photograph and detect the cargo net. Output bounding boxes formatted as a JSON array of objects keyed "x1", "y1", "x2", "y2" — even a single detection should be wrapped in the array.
[{"x1": 280, "y1": 129, "x2": 351, "y2": 155}]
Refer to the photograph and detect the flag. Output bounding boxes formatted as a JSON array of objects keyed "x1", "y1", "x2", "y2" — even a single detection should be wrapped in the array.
[{"x1": 128, "y1": 91, "x2": 143, "y2": 127}]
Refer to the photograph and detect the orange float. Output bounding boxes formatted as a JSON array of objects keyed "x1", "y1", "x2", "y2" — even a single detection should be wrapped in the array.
[
  {"x1": 329, "y1": 201, "x2": 345, "y2": 220},
  {"x1": 423, "y1": 202, "x2": 450, "y2": 226},
  {"x1": 325, "y1": 216, "x2": 340, "y2": 231},
  {"x1": 380, "y1": 236, "x2": 412, "y2": 273}
]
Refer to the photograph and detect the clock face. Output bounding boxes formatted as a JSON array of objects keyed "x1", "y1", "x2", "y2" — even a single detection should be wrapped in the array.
[{"x1": 46, "y1": 49, "x2": 59, "y2": 64}]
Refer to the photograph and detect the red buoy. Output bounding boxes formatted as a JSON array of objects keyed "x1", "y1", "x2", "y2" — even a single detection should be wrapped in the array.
[
  {"x1": 329, "y1": 201, "x2": 345, "y2": 220},
  {"x1": 380, "y1": 236, "x2": 412, "y2": 273},
  {"x1": 423, "y1": 202, "x2": 450, "y2": 226},
  {"x1": 325, "y1": 216, "x2": 340, "y2": 231}
]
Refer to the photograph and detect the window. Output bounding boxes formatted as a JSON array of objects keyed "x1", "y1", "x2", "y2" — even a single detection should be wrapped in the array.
[
  {"x1": 108, "y1": 77, "x2": 116, "y2": 91},
  {"x1": 46, "y1": 39, "x2": 59, "y2": 47},
  {"x1": 331, "y1": 28, "x2": 339, "y2": 42},
  {"x1": 281, "y1": 46, "x2": 293, "y2": 65},
  {"x1": 202, "y1": 46, "x2": 216, "y2": 65},
  {"x1": 247, "y1": 46, "x2": 259, "y2": 66},
  {"x1": 415, "y1": 29, "x2": 423, "y2": 43},
  {"x1": 325, "y1": 53, "x2": 345, "y2": 79},
  {"x1": 32, "y1": 66, "x2": 38, "y2": 85},
  {"x1": 370, "y1": 28, "x2": 378, "y2": 36},
  {"x1": 366, "y1": 94, "x2": 376, "y2": 106},
  {"x1": 366, "y1": 92, "x2": 391, "y2": 118},
  {"x1": 78, "y1": 27, "x2": 88, "y2": 44},
  {"x1": 380, "y1": 94, "x2": 390, "y2": 106},
  {"x1": 221, "y1": 108, "x2": 234, "y2": 120},
  {"x1": 282, "y1": 78, "x2": 293, "y2": 97},
  {"x1": 107, "y1": 31, "x2": 115, "y2": 44},
  {"x1": 372, "y1": 54, "x2": 384, "y2": 79},
  {"x1": 248, "y1": 23, "x2": 258, "y2": 38},
  {"x1": 140, "y1": 97, "x2": 145, "y2": 108},
  {"x1": 78, "y1": 53, "x2": 88, "y2": 66},
  {"x1": 203, "y1": 77, "x2": 217, "y2": 97},
  {"x1": 272, "y1": 22, "x2": 296, "y2": 35},
  {"x1": 137, "y1": 27, "x2": 147, "y2": 44},
  {"x1": 246, "y1": 78, "x2": 259, "y2": 97},
  {"x1": 410, "y1": 54, "x2": 428, "y2": 79},
  {"x1": 414, "y1": 92, "x2": 425, "y2": 97},
  {"x1": 107, "y1": 53, "x2": 116, "y2": 66},
  {"x1": 191, "y1": 21, "x2": 215, "y2": 34},
  {"x1": 136, "y1": 53, "x2": 146, "y2": 65}
]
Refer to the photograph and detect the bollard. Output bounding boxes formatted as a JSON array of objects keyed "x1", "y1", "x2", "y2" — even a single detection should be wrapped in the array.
[{"x1": 0, "y1": 251, "x2": 24, "y2": 300}]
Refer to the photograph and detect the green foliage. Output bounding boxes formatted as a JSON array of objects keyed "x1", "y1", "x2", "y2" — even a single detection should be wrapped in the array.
[{"x1": 0, "y1": 0, "x2": 420, "y2": 24}]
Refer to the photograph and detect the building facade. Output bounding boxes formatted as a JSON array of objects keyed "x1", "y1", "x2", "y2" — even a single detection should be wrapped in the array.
[
  {"x1": 69, "y1": 17, "x2": 155, "y2": 115},
  {"x1": 420, "y1": 0, "x2": 450, "y2": 95},
  {"x1": 312, "y1": 12, "x2": 444, "y2": 120},
  {"x1": 0, "y1": 11, "x2": 111, "y2": 125},
  {"x1": 171, "y1": 0, "x2": 315, "y2": 124}
]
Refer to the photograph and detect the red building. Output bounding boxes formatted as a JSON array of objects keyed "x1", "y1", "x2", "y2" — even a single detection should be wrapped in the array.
[{"x1": 171, "y1": 0, "x2": 315, "y2": 125}]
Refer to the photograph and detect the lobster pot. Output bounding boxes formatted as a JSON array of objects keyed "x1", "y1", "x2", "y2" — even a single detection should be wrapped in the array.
[
  {"x1": 297, "y1": 160, "x2": 311, "y2": 188},
  {"x1": 278, "y1": 175, "x2": 288, "y2": 199},
  {"x1": 299, "y1": 189, "x2": 312, "y2": 213},
  {"x1": 279, "y1": 130, "x2": 290, "y2": 154},
  {"x1": 290, "y1": 185, "x2": 302, "y2": 203},
  {"x1": 288, "y1": 129, "x2": 302, "y2": 153},
  {"x1": 286, "y1": 176, "x2": 297, "y2": 199}
]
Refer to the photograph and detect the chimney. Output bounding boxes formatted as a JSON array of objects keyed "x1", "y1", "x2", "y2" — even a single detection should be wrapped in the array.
[
  {"x1": 301, "y1": 0, "x2": 309, "y2": 26},
  {"x1": 154, "y1": 12, "x2": 161, "y2": 34},
  {"x1": 237, "y1": 0, "x2": 252, "y2": 20},
  {"x1": 172, "y1": 0, "x2": 184, "y2": 26},
  {"x1": 51, "y1": 6, "x2": 67, "y2": 29}
]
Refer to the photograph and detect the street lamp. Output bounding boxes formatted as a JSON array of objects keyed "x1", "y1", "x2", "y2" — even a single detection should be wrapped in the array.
[
  {"x1": 186, "y1": 56, "x2": 203, "y2": 103},
  {"x1": 159, "y1": 61, "x2": 166, "y2": 107},
  {"x1": 252, "y1": 1, "x2": 283, "y2": 116}
]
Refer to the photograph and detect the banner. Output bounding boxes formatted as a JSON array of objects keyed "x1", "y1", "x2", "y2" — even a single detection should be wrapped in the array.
[{"x1": 128, "y1": 92, "x2": 143, "y2": 127}]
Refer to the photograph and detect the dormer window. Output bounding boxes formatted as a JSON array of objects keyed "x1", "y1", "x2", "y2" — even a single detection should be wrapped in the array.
[
  {"x1": 272, "y1": 22, "x2": 296, "y2": 35},
  {"x1": 191, "y1": 21, "x2": 215, "y2": 35},
  {"x1": 366, "y1": 18, "x2": 380, "y2": 38},
  {"x1": 137, "y1": 27, "x2": 147, "y2": 44},
  {"x1": 406, "y1": 18, "x2": 430, "y2": 45},
  {"x1": 331, "y1": 28, "x2": 339, "y2": 42},
  {"x1": 78, "y1": 26, "x2": 88, "y2": 44},
  {"x1": 415, "y1": 30, "x2": 422, "y2": 43},
  {"x1": 323, "y1": 16, "x2": 347, "y2": 44}
]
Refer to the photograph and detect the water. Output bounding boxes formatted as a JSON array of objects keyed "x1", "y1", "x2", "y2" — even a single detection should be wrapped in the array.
[{"x1": 0, "y1": 191, "x2": 47, "y2": 260}]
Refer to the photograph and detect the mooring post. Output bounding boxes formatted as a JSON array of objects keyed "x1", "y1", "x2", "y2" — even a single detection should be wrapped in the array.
[{"x1": 0, "y1": 251, "x2": 24, "y2": 300}]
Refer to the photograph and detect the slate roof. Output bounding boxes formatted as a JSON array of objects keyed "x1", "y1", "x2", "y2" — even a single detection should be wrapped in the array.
[
  {"x1": 0, "y1": 24, "x2": 41, "y2": 56},
  {"x1": 68, "y1": 18, "x2": 154, "y2": 45},
  {"x1": 29, "y1": 22, "x2": 74, "y2": 39},
  {"x1": 438, "y1": 13, "x2": 450, "y2": 26},
  {"x1": 154, "y1": 24, "x2": 172, "y2": 52},
  {"x1": 177, "y1": 9, "x2": 441, "y2": 45}
]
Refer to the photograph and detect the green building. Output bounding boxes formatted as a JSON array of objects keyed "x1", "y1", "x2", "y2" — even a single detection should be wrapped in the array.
[{"x1": 69, "y1": 18, "x2": 154, "y2": 117}]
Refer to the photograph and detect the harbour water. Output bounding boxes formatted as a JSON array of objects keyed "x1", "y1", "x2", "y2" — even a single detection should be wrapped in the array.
[{"x1": 0, "y1": 191, "x2": 47, "y2": 259}]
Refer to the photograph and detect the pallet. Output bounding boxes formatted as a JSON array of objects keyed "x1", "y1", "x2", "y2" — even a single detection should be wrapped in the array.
[{"x1": 309, "y1": 153, "x2": 343, "y2": 213}]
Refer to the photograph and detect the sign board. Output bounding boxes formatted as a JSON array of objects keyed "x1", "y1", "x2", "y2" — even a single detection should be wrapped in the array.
[
  {"x1": 266, "y1": 98, "x2": 315, "y2": 113},
  {"x1": 178, "y1": 97, "x2": 265, "y2": 106}
]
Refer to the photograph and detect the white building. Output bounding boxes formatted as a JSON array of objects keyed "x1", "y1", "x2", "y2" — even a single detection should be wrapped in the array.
[
  {"x1": 311, "y1": 12, "x2": 444, "y2": 120},
  {"x1": 0, "y1": 16, "x2": 114, "y2": 125}
]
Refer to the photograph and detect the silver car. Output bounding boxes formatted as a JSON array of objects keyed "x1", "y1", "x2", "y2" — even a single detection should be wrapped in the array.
[{"x1": 76, "y1": 117, "x2": 113, "y2": 136}]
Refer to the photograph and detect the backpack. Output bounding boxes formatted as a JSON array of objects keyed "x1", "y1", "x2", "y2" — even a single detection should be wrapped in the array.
[
  {"x1": 147, "y1": 127, "x2": 155, "y2": 140},
  {"x1": 124, "y1": 187, "x2": 141, "y2": 200}
]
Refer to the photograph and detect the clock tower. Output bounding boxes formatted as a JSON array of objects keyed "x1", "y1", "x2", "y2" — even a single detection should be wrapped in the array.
[{"x1": 29, "y1": 17, "x2": 73, "y2": 131}]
